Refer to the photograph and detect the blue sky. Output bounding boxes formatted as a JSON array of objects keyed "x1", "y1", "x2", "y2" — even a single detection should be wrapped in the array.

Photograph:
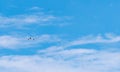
[{"x1": 0, "y1": 0, "x2": 120, "y2": 72}]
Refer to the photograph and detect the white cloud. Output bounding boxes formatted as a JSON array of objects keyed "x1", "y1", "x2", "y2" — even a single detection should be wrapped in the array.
[
  {"x1": 29, "y1": 6, "x2": 43, "y2": 11},
  {"x1": 0, "y1": 49, "x2": 120, "y2": 72},
  {"x1": 69, "y1": 34, "x2": 120, "y2": 46},
  {"x1": 0, "y1": 34, "x2": 61, "y2": 49},
  {"x1": 0, "y1": 13, "x2": 69, "y2": 29},
  {"x1": 0, "y1": 35, "x2": 21, "y2": 48},
  {"x1": 38, "y1": 34, "x2": 120, "y2": 53},
  {"x1": 0, "y1": 14, "x2": 55, "y2": 27},
  {"x1": 0, "y1": 34, "x2": 120, "y2": 72},
  {"x1": 51, "y1": 49, "x2": 96, "y2": 55}
]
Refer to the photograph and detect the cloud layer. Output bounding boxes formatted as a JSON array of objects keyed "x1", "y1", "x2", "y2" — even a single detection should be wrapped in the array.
[
  {"x1": 0, "y1": 34, "x2": 120, "y2": 72},
  {"x1": 0, "y1": 12, "x2": 69, "y2": 29},
  {"x1": 0, "y1": 9, "x2": 120, "y2": 72},
  {"x1": 0, "y1": 49, "x2": 120, "y2": 72},
  {"x1": 0, "y1": 34, "x2": 61, "y2": 49}
]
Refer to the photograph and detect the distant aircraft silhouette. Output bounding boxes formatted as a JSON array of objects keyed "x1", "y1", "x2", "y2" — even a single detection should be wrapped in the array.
[
  {"x1": 27, "y1": 37, "x2": 35, "y2": 40},
  {"x1": 28, "y1": 37, "x2": 31, "y2": 40},
  {"x1": 27, "y1": 33, "x2": 38, "y2": 40}
]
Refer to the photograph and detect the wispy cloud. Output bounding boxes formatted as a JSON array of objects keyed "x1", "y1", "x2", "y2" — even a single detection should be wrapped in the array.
[
  {"x1": 0, "y1": 14, "x2": 55, "y2": 27},
  {"x1": 70, "y1": 34, "x2": 120, "y2": 46},
  {"x1": 0, "y1": 35, "x2": 21, "y2": 48},
  {"x1": 0, "y1": 34, "x2": 120, "y2": 72},
  {"x1": 0, "y1": 34, "x2": 61, "y2": 49},
  {"x1": 1, "y1": 33, "x2": 119, "y2": 50},
  {"x1": 38, "y1": 33, "x2": 120, "y2": 53},
  {"x1": 0, "y1": 13, "x2": 70, "y2": 29},
  {"x1": 29, "y1": 6, "x2": 43, "y2": 11},
  {"x1": 0, "y1": 49, "x2": 120, "y2": 72}
]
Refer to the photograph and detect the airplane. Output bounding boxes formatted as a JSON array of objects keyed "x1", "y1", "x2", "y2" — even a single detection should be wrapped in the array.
[
  {"x1": 27, "y1": 33, "x2": 38, "y2": 40},
  {"x1": 27, "y1": 37, "x2": 35, "y2": 40}
]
